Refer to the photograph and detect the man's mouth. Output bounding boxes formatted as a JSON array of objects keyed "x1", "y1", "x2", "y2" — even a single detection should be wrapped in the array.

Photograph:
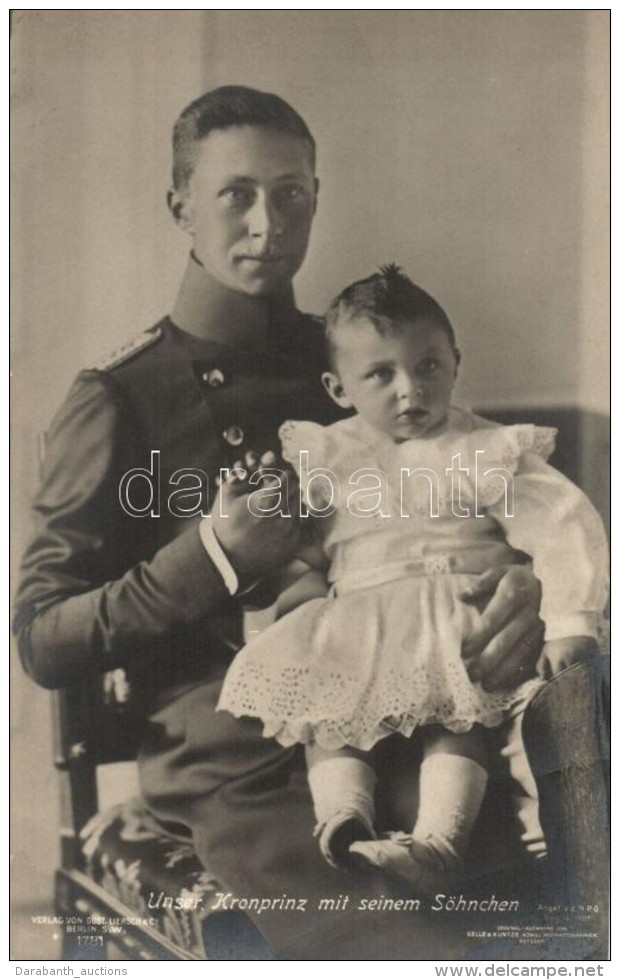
[{"x1": 237, "y1": 253, "x2": 288, "y2": 264}]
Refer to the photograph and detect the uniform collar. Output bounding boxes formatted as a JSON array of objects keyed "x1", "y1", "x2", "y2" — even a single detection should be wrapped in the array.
[{"x1": 171, "y1": 253, "x2": 299, "y2": 356}]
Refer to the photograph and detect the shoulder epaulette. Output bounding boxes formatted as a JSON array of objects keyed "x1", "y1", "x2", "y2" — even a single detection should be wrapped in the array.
[{"x1": 90, "y1": 326, "x2": 163, "y2": 371}]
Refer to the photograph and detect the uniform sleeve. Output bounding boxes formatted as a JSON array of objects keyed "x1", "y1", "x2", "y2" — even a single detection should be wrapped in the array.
[
  {"x1": 13, "y1": 372, "x2": 232, "y2": 688},
  {"x1": 486, "y1": 453, "x2": 609, "y2": 641}
]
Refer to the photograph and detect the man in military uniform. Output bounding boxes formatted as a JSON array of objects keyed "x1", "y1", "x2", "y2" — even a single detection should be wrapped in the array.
[{"x1": 14, "y1": 86, "x2": 544, "y2": 959}]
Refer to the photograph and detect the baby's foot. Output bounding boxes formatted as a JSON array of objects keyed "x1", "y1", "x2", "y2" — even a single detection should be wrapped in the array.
[
  {"x1": 315, "y1": 807, "x2": 377, "y2": 870},
  {"x1": 349, "y1": 833, "x2": 462, "y2": 895}
]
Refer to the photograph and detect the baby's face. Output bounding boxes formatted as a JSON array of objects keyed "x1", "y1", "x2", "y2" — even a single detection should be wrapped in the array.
[{"x1": 323, "y1": 317, "x2": 459, "y2": 441}]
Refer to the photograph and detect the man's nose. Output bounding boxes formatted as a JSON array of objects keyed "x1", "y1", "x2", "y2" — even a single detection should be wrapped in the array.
[{"x1": 248, "y1": 192, "x2": 282, "y2": 239}]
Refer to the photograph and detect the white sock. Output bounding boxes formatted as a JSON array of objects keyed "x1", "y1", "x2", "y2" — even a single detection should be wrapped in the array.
[
  {"x1": 501, "y1": 712, "x2": 547, "y2": 860},
  {"x1": 413, "y1": 753, "x2": 488, "y2": 866},
  {"x1": 308, "y1": 757, "x2": 377, "y2": 829}
]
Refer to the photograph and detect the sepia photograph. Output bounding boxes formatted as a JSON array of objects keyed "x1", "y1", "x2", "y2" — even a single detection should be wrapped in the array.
[{"x1": 10, "y1": 9, "x2": 610, "y2": 963}]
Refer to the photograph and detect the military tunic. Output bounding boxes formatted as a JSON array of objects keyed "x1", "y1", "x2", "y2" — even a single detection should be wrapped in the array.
[{"x1": 15, "y1": 258, "x2": 337, "y2": 705}]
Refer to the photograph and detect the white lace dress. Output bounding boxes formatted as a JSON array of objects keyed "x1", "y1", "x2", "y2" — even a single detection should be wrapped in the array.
[{"x1": 217, "y1": 408, "x2": 608, "y2": 752}]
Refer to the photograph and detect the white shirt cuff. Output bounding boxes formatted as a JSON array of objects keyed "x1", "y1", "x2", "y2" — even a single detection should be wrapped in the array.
[{"x1": 199, "y1": 516, "x2": 239, "y2": 596}]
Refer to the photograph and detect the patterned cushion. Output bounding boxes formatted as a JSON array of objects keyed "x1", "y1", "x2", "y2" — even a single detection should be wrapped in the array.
[{"x1": 80, "y1": 798, "x2": 274, "y2": 959}]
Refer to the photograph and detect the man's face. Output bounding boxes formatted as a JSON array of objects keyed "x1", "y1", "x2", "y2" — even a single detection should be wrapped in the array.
[
  {"x1": 172, "y1": 125, "x2": 317, "y2": 296},
  {"x1": 323, "y1": 318, "x2": 459, "y2": 441}
]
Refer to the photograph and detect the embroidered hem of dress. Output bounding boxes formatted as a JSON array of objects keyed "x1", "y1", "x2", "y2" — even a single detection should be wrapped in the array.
[{"x1": 219, "y1": 676, "x2": 544, "y2": 753}]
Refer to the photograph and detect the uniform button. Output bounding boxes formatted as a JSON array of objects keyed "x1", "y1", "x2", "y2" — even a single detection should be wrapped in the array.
[
  {"x1": 202, "y1": 368, "x2": 225, "y2": 387},
  {"x1": 222, "y1": 425, "x2": 244, "y2": 447}
]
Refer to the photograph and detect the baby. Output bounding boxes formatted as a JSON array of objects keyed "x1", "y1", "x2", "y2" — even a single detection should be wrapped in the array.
[{"x1": 217, "y1": 265, "x2": 608, "y2": 891}]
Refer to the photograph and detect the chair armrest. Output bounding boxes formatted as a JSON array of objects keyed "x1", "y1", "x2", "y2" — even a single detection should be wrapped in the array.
[{"x1": 522, "y1": 658, "x2": 609, "y2": 928}]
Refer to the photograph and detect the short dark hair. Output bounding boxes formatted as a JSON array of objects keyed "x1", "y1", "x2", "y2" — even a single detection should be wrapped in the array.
[
  {"x1": 325, "y1": 264, "x2": 458, "y2": 367},
  {"x1": 172, "y1": 85, "x2": 316, "y2": 190}
]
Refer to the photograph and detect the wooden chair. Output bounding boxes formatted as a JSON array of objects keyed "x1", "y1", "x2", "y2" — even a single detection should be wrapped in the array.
[
  {"x1": 53, "y1": 670, "x2": 275, "y2": 960},
  {"x1": 523, "y1": 656, "x2": 610, "y2": 957}
]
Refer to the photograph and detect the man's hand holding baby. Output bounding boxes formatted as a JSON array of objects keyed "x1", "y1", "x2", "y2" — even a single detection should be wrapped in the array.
[
  {"x1": 460, "y1": 565, "x2": 544, "y2": 690},
  {"x1": 460, "y1": 564, "x2": 600, "y2": 688},
  {"x1": 211, "y1": 449, "x2": 302, "y2": 583}
]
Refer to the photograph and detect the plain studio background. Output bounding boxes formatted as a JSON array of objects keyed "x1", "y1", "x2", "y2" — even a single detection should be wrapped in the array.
[{"x1": 10, "y1": 9, "x2": 609, "y2": 955}]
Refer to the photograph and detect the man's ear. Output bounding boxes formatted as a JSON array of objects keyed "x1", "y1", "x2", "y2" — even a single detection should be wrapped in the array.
[
  {"x1": 453, "y1": 347, "x2": 462, "y2": 377},
  {"x1": 167, "y1": 187, "x2": 194, "y2": 233},
  {"x1": 313, "y1": 177, "x2": 320, "y2": 216},
  {"x1": 322, "y1": 371, "x2": 353, "y2": 409}
]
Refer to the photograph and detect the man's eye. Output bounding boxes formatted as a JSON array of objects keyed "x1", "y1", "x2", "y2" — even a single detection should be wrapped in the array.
[
  {"x1": 418, "y1": 358, "x2": 440, "y2": 376},
  {"x1": 275, "y1": 185, "x2": 306, "y2": 206},
  {"x1": 220, "y1": 187, "x2": 253, "y2": 206}
]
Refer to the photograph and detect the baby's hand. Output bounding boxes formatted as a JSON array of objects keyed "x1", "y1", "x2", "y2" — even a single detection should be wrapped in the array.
[
  {"x1": 538, "y1": 636, "x2": 600, "y2": 680},
  {"x1": 211, "y1": 449, "x2": 301, "y2": 582}
]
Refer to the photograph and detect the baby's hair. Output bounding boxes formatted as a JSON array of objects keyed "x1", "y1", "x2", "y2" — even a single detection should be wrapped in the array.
[{"x1": 325, "y1": 264, "x2": 457, "y2": 368}]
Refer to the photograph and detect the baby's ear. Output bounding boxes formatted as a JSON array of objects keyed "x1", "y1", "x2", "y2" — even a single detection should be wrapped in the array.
[
  {"x1": 453, "y1": 347, "x2": 462, "y2": 374},
  {"x1": 322, "y1": 372, "x2": 353, "y2": 409}
]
